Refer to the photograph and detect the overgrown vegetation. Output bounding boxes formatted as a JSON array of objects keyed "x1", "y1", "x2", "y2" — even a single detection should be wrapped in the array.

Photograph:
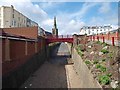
[
  {"x1": 98, "y1": 74, "x2": 111, "y2": 85},
  {"x1": 76, "y1": 45, "x2": 84, "y2": 57}
]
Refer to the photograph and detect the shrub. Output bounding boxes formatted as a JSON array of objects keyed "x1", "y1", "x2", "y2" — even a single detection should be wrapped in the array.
[
  {"x1": 101, "y1": 49, "x2": 109, "y2": 54},
  {"x1": 100, "y1": 66, "x2": 107, "y2": 72},
  {"x1": 96, "y1": 64, "x2": 107, "y2": 72},
  {"x1": 98, "y1": 75, "x2": 111, "y2": 85},
  {"x1": 96, "y1": 64, "x2": 101, "y2": 68},
  {"x1": 85, "y1": 60, "x2": 91, "y2": 65}
]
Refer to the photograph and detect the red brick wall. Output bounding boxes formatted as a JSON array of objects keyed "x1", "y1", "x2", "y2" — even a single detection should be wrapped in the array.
[
  {"x1": 3, "y1": 26, "x2": 38, "y2": 39},
  {"x1": 27, "y1": 42, "x2": 35, "y2": 55},
  {"x1": 2, "y1": 39, "x2": 5, "y2": 62},
  {"x1": 10, "y1": 40, "x2": 26, "y2": 60}
]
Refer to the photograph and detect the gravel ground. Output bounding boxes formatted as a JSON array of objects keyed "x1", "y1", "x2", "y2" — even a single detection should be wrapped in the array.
[{"x1": 20, "y1": 43, "x2": 81, "y2": 88}]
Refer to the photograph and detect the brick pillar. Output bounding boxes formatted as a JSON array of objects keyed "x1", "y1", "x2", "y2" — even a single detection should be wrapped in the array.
[
  {"x1": 73, "y1": 34, "x2": 78, "y2": 47},
  {"x1": 5, "y1": 38, "x2": 10, "y2": 61},
  {"x1": 25, "y1": 40, "x2": 28, "y2": 55},
  {"x1": 35, "y1": 41, "x2": 38, "y2": 53}
]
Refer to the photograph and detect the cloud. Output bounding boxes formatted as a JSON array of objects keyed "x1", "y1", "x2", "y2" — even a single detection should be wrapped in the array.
[
  {"x1": 70, "y1": 2, "x2": 98, "y2": 19},
  {"x1": 0, "y1": 1, "x2": 118, "y2": 35},
  {"x1": 0, "y1": 0, "x2": 48, "y2": 24},
  {"x1": 99, "y1": 2, "x2": 111, "y2": 14}
]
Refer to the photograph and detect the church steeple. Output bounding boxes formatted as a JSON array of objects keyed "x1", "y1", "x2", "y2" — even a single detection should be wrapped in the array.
[
  {"x1": 52, "y1": 16, "x2": 58, "y2": 37},
  {"x1": 54, "y1": 16, "x2": 57, "y2": 29}
]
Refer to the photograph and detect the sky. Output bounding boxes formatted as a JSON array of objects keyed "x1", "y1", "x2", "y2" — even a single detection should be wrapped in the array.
[{"x1": 0, "y1": 0, "x2": 119, "y2": 35}]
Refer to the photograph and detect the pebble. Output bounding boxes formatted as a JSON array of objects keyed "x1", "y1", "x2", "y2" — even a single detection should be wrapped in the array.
[
  {"x1": 88, "y1": 46, "x2": 92, "y2": 48},
  {"x1": 99, "y1": 52, "x2": 103, "y2": 56},
  {"x1": 119, "y1": 68, "x2": 120, "y2": 73},
  {"x1": 110, "y1": 80, "x2": 118, "y2": 88},
  {"x1": 90, "y1": 51, "x2": 94, "y2": 54},
  {"x1": 102, "y1": 46, "x2": 108, "y2": 49},
  {"x1": 30, "y1": 84, "x2": 32, "y2": 86}
]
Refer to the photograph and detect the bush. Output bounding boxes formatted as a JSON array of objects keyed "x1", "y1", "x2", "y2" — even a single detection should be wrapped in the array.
[
  {"x1": 98, "y1": 75, "x2": 111, "y2": 85},
  {"x1": 101, "y1": 49, "x2": 109, "y2": 54},
  {"x1": 85, "y1": 60, "x2": 91, "y2": 65},
  {"x1": 96, "y1": 64, "x2": 107, "y2": 72}
]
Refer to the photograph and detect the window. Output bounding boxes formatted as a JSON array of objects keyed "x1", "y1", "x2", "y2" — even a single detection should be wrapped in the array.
[{"x1": 13, "y1": 14, "x2": 14, "y2": 18}]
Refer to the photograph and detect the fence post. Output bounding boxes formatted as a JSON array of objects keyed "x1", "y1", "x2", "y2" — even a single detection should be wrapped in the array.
[
  {"x1": 112, "y1": 37, "x2": 115, "y2": 46},
  {"x1": 103, "y1": 36, "x2": 105, "y2": 43}
]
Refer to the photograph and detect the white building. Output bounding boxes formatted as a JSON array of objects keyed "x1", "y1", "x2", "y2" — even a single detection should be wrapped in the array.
[
  {"x1": 80, "y1": 25, "x2": 118, "y2": 35},
  {"x1": 0, "y1": 5, "x2": 38, "y2": 28}
]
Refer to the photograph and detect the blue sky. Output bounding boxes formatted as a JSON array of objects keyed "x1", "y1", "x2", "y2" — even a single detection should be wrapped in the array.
[{"x1": 0, "y1": 0, "x2": 119, "y2": 34}]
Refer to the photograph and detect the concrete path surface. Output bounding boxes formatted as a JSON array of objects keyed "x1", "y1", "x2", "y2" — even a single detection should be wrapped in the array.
[{"x1": 20, "y1": 43, "x2": 81, "y2": 88}]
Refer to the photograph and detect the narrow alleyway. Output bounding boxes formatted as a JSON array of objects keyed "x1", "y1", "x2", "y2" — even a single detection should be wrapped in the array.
[{"x1": 20, "y1": 43, "x2": 81, "y2": 88}]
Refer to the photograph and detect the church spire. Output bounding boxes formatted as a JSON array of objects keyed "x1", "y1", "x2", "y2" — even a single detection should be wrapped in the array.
[
  {"x1": 54, "y1": 16, "x2": 57, "y2": 29},
  {"x1": 52, "y1": 16, "x2": 58, "y2": 37}
]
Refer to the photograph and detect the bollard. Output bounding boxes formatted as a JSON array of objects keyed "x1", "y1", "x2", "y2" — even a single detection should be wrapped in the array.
[
  {"x1": 112, "y1": 37, "x2": 115, "y2": 46},
  {"x1": 103, "y1": 36, "x2": 105, "y2": 43}
]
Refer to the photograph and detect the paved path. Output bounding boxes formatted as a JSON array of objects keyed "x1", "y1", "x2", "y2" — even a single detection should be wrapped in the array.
[{"x1": 20, "y1": 43, "x2": 81, "y2": 88}]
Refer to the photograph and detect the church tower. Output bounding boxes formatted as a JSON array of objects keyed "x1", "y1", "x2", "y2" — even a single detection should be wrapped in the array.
[{"x1": 52, "y1": 16, "x2": 58, "y2": 37}]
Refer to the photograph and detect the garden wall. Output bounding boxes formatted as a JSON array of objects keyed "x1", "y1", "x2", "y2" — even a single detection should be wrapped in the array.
[{"x1": 72, "y1": 48, "x2": 102, "y2": 88}]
